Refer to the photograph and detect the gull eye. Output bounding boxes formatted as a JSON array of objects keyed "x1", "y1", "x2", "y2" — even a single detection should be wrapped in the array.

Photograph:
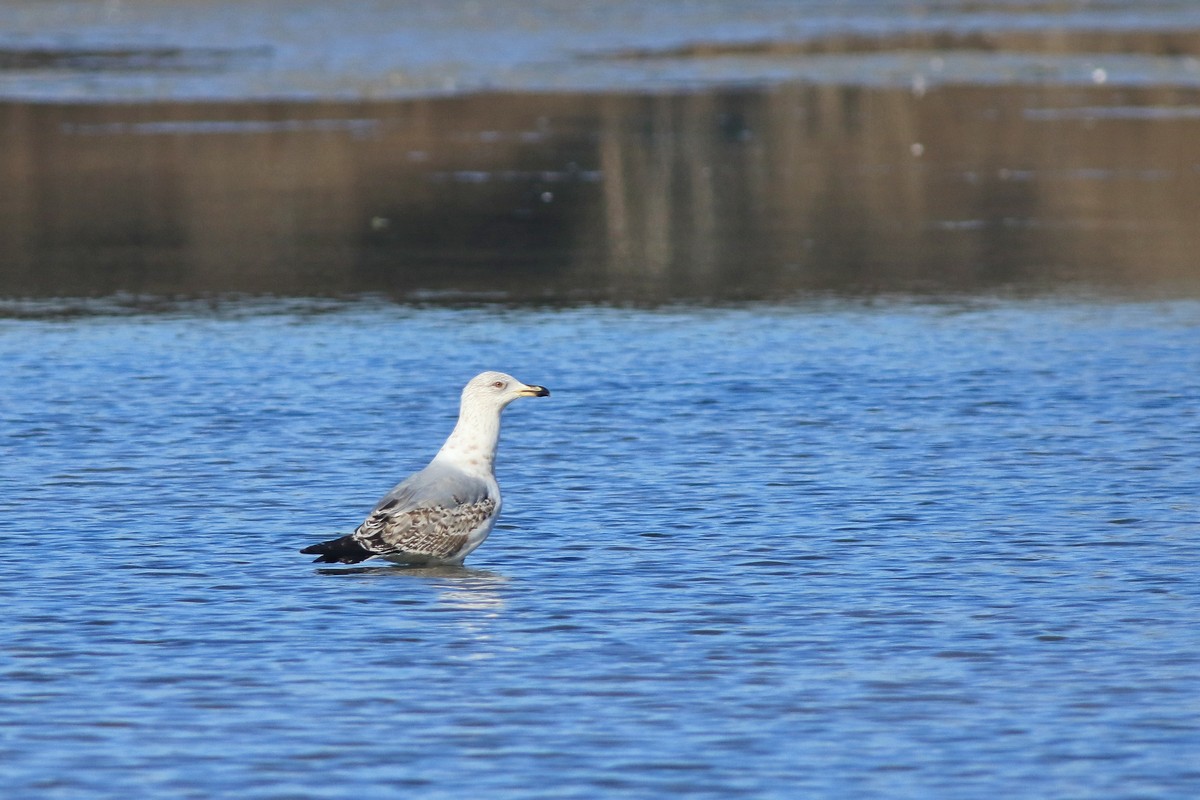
[{"x1": 492, "y1": 380, "x2": 506, "y2": 389}]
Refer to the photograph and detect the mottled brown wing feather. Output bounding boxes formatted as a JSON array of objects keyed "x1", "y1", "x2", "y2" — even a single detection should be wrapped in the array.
[{"x1": 353, "y1": 497, "x2": 497, "y2": 560}]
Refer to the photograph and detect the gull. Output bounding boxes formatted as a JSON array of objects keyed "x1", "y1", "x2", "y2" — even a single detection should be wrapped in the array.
[{"x1": 301, "y1": 371, "x2": 549, "y2": 565}]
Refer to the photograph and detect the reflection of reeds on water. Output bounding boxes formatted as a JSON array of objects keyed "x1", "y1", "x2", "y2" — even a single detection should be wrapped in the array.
[{"x1": 1, "y1": 68, "x2": 1198, "y2": 302}]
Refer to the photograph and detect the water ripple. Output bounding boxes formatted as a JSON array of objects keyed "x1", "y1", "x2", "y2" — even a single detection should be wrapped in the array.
[{"x1": 1, "y1": 300, "x2": 1198, "y2": 798}]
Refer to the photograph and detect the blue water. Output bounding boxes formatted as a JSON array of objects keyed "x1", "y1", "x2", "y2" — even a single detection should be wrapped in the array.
[
  {"x1": 6, "y1": 0, "x2": 1200, "y2": 101},
  {"x1": 2, "y1": 298, "x2": 1198, "y2": 798}
]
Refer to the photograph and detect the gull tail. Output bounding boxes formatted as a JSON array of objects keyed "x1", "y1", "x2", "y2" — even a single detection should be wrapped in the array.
[{"x1": 301, "y1": 534, "x2": 375, "y2": 564}]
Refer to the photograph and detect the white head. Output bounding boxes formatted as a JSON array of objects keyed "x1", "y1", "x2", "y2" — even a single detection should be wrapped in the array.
[
  {"x1": 437, "y1": 371, "x2": 549, "y2": 470},
  {"x1": 461, "y1": 371, "x2": 550, "y2": 413}
]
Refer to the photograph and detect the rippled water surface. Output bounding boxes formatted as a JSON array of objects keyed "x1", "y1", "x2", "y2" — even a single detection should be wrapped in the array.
[
  {"x1": 2, "y1": 299, "x2": 1198, "y2": 798},
  {"x1": 4, "y1": 1, "x2": 1199, "y2": 795}
]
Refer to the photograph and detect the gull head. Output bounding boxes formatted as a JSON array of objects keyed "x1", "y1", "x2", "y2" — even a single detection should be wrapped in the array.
[{"x1": 462, "y1": 371, "x2": 550, "y2": 413}]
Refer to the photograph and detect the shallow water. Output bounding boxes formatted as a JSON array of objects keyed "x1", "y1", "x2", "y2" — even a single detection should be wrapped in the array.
[
  {"x1": 2, "y1": 300, "x2": 1198, "y2": 798},
  {"x1": 4, "y1": 0, "x2": 1200, "y2": 101}
]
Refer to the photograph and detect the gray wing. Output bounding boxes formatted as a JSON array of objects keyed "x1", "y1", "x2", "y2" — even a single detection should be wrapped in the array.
[{"x1": 351, "y1": 463, "x2": 496, "y2": 560}]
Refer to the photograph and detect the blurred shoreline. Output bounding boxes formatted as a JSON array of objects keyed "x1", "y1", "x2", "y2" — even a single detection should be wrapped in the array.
[{"x1": 2, "y1": 1, "x2": 1199, "y2": 305}]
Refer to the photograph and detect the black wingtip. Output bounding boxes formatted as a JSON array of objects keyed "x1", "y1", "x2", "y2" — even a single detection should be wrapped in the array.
[{"x1": 300, "y1": 535, "x2": 375, "y2": 564}]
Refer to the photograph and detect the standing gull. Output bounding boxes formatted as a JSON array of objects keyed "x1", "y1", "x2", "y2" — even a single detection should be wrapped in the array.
[{"x1": 301, "y1": 371, "x2": 549, "y2": 565}]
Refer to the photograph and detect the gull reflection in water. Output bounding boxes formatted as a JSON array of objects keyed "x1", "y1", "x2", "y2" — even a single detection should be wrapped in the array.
[{"x1": 315, "y1": 563, "x2": 509, "y2": 619}]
